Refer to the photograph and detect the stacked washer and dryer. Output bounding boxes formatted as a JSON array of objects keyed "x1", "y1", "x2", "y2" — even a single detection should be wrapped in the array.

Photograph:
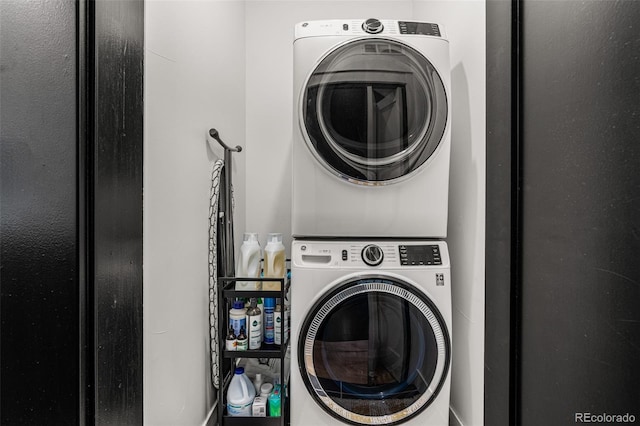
[{"x1": 289, "y1": 19, "x2": 452, "y2": 425}]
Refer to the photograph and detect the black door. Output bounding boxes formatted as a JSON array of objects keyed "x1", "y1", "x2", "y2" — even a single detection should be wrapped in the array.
[
  {"x1": 486, "y1": 1, "x2": 640, "y2": 424},
  {"x1": 298, "y1": 277, "x2": 450, "y2": 425},
  {"x1": 0, "y1": 1, "x2": 143, "y2": 424},
  {"x1": 301, "y1": 38, "x2": 448, "y2": 184},
  {"x1": 1, "y1": 1, "x2": 82, "y2": 422},
  {"x1": 518, "y1": 1, "x2": 640, "y2": 424}
]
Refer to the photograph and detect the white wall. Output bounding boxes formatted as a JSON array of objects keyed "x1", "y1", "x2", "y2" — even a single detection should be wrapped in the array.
[
  {"x1": 144, "y1": 1, "x2": 246, "y2": 425},
  {"x1": 412, "y1": 2, "x2": 486, "y2": 425},
  {"x1": 145, "y1": 2, "x2": 485, "y2": 425}
]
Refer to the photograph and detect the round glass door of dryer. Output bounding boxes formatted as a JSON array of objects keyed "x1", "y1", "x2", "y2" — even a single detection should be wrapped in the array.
[
  {"x1": 298, "y1": 278, "x2": 450, "y2": 425},
  {"x1": 301, "y1": 38, "x2": 448, "y2": 184}
]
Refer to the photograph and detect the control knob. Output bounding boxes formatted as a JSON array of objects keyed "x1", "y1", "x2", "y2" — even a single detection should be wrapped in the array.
[
  {"x1": 362, "y1": 244, "x2": 384, "y2": 267},
  {"x1": 362, "y1": 18, "x2": 384, "y2": 34}
]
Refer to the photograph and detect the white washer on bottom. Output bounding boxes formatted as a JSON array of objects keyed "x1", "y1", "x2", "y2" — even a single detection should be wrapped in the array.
[{"x1": 291, "y1": 240, "x2": 452, "y2": 425}]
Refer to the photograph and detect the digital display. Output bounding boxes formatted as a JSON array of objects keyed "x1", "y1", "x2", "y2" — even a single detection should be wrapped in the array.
[
  {"x1": 399, "y1": 245, "x2": 442, "y2": 266},
  {"x1": 398, "y1": 21, "x2": 441, "y2": 37}
]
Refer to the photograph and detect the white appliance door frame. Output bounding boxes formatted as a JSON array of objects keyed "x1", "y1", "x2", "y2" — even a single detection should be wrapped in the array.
[
  {"x1": 300, "y1": 38, "x2": 448, "y2": 185},
  {"x1": 297, "y1": 276, "x2": 451, "y2": 425}
]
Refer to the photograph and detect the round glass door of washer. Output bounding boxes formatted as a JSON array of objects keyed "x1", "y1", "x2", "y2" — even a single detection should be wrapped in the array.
[
  {"x1": 298, "y1": 278, "x2": 450, "y2": 425},
  {"x1": 301, "y1": 38, "x2": 448, "y2": 184}
]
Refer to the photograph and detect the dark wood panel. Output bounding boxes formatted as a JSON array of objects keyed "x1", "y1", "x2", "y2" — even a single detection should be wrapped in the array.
[
  {"x1": 485, "y1": 0, "x2": 517, "y2": 424},
  {"x1": 519, "y1": 1, "x2": 640, "y2": 424},
  {"x1": 93, "y1": 1, "x2": 144, "y2": 424},
  {"x1": 0, "y1": 1, "x2": 81, "y2": 424},
  {"x1": 0, "y1": 1, "x2": 144, "y2": 424}
]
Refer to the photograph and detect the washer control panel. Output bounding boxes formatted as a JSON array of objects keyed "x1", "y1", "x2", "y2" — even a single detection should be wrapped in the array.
[{"x1": 293, "y1": 241, "x2": 448, "y2": 269}]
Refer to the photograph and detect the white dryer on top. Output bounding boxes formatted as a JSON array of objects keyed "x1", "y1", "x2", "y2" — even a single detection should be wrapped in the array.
[{"x1": 292, "y1": 19, "x2": 451, "y2": 238}]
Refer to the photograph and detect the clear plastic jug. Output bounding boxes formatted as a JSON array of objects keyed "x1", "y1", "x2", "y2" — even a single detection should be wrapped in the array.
[
  {"x1": 227, "y1": 367, "x2": 255, "y2": 416},
  {"x1": 263, "y1": 233, "x2": 285, "y2": 291},
  {"x1": 236, "y1": 232, "x2": 262, "y2": 290}
]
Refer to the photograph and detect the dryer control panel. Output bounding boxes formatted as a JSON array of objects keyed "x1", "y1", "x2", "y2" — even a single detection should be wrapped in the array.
[
  {"x1": 294, "y1": 19, "x2": 445, "y2": 40},
  {"x1": 292, "y1": 240, "x2": 449, "y2": 269}
]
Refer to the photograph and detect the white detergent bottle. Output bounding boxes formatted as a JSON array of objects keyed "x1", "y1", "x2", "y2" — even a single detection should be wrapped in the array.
[
  {"x1": 253, "y1": 373, "x2": 264, "y2": 395},
  {"x1": 236, "y1": 232, "x2": 262, "y2": 290},
  {"x1": 242, "y1": 369, "x2": 257, "y2": 397},
  {"x1": 227, "y1": 367, "x2": 255, "y2": 416},
  {"x1": 229, "y1": 300, "x2": 247, "y2": 337},
  {"x1": 263, "y1": 233, "x2": 285, "y2": 291}
]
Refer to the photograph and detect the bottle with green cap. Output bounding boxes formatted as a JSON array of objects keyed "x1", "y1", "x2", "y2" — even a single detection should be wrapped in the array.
[{"x1": 268, "y1": 384, "x2": 281, "y2": 417}]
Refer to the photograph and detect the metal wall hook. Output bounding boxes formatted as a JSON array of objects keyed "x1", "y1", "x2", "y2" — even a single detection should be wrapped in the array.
[
  {"x1": 209, "y1": 128, "x2": 241, "y2": 280},
  {"x1": 209, "y1": 128, "x2": 242, "y2": 153}
]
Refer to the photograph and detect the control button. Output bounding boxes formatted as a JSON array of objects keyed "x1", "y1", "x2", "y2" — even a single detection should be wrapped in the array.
[
  {"x1": 362, "y1": 18, "x2": 383, "y2": 34},
  {"x1": 343, "y1": 24, "x2": 349, "y2": 31},
  {"x1": 361, "y1": 244, "x2": 384, "y2": 267},
  {"x1": 342, "y1": 250, "x2": 348, "y2": 261}
]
